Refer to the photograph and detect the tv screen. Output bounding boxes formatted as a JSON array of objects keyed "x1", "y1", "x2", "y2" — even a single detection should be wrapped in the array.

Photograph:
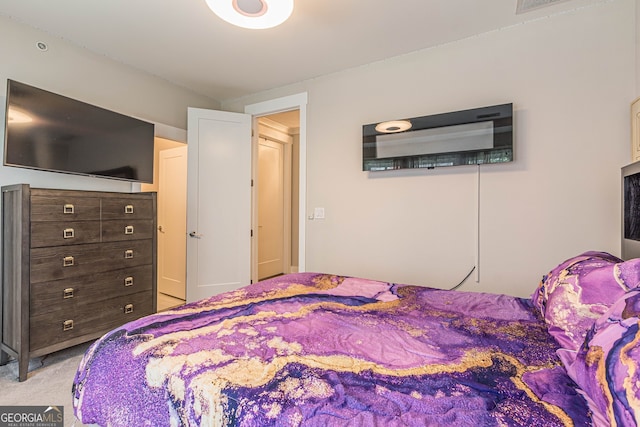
[
  {"x1": 4, "y1": 79, "x2": 154, "y2": 183},
  {"x1": 622, "y1": 161, "x2": 640, "y2": 260}
]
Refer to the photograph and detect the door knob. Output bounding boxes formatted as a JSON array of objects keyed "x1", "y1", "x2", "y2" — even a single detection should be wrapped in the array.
[
  {"x1": 158, "y1": 225, "x2": 164, "y2": 232},
  {"x1": 189, "y1": 231, "x2": 203, "y2": 238}
]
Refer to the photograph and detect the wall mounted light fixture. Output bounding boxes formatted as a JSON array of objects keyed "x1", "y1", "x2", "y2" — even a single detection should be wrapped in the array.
[{"x1": 205, "y1": 0, "x2": 294, "y2": 29}]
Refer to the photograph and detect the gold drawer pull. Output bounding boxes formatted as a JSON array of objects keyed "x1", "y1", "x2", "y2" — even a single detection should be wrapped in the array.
[
  {"x1": 124, "y1": 276, "x2": 134, "y2": 287},
  {"x1": 124, "y1": 304, "x2": 134, "y2": 314},
  {"x1": 63, "y1": 204, "x2": 74, "y2": 214},
  {"x1": 63, "y1": 228, "x2": 75, "y2": 239},
  {"x1": 124, "y1": 204, "x2": 134, "y2": 214},
  {"x1": 63, "y1": 288, "x2": 74, "y2": 299},
  {"x1": 124, "y1": 250, "x2": 134, "y2": 259},
  {"x1": 63, "y1": 320, "x2": 74, "y2": 331},
  {"x1": 124, "y1": 225, "x2": 134, "y2": 235},
  {"x1": 63, "y1": 256, "x2": 75, "y2": 267}
]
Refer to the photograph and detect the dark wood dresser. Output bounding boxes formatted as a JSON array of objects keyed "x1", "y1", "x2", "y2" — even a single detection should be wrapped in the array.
[{"x1": 1, "y1": 184, "x2": 157, "y2": 381}]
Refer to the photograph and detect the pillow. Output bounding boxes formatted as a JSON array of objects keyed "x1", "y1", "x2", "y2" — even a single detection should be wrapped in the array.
[
  {"x1": 531, "y1": 251, "x2": 640, "y2": 354},
  {"x1": 564, "y1": 289, "x2": 640, "y2": 426}
]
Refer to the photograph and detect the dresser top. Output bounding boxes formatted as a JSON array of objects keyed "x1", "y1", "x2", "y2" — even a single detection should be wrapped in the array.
[{"x1": 2, "y1": 184, "x2": 155, "y2": 199}]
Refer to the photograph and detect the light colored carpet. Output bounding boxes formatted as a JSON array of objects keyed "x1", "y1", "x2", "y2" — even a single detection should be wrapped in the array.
[{"x1": 0, "y1": 342, "x2": 92, "y2": 427}]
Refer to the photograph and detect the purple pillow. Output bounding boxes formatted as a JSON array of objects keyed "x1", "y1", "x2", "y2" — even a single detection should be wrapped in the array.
[
  {"x1": 564, "y1": 289, "x2": 640, "y2": 426},
  {"x1": 531, "y1": 252, "x2": 640, "y2": 353}
]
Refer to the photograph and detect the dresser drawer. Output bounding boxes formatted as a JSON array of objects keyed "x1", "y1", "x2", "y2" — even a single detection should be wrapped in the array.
[
  {"x1": 101, "y1": 219, "x2": 154, "y2": 242},
  {"x1": 29, "y1": 291, "x2": 154, "y2": 351},
  {"x1": 31, "y1": 195, "x2": 101, "y2": 222},
  {"x1": 30, "y1": 265, "x2": 153, "y2": 317},
  {"x1": 31, "y1": 221, "x2": 101, "y2": 248},
  {"x1": 30, "y1": 240, "x2": 153, "y2": 283},
  {"x1": 102, "y1": 198, "x2": 153, "y2": 220}
]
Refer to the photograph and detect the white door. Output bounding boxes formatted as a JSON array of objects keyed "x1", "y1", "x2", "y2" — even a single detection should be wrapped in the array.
[
  {"x1": 157, "y1": 145, "x2": 188, "y2": 300},
  {"x1": 186, "y1": 108, "x2": 252, "y2": 302},
  {"x1": 258, "y1": 137, "x2": 285, "y2": 280}
]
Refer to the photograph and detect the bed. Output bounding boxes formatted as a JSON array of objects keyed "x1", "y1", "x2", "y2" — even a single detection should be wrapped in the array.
[{"x1": 72, "y1": 251, "x2": 640, "y2": 426}]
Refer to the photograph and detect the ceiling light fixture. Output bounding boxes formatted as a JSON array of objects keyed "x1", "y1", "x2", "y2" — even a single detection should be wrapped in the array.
[
  {"x1": 375, "y1": 120, "x2": 412, "y2": 134},
  {"x1": 205, "y1": 0, "x2": 294, "y2": 29}
]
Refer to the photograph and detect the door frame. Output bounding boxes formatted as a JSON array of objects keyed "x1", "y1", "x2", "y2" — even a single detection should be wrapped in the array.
[{"x1": 245, "y1": 93, "x2": 308, "y2": 284}]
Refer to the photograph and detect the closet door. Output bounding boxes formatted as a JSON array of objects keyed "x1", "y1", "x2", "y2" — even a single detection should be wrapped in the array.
[
  {"x1": 157, "y1": 146, "x2": 188, "y2": 300},
  {"x1": 257, "y1": 137, "x2": 285, "y2": 280}
]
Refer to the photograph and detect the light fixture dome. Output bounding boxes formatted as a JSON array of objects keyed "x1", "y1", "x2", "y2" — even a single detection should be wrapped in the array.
[{"x1": 205, "y1": 0, "x2": 294, "y2": 29}]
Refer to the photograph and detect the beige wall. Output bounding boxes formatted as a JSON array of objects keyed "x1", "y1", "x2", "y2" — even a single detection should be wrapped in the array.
[
  {"x1": 224, "y1": 0, "x2": 635, "y2": 297},
  {"x1": 0, "y1": 15, "x2": 218, "y2": 194},
  {"x1": 637, "y1": 0, "x2": 640, "y2": 96}
]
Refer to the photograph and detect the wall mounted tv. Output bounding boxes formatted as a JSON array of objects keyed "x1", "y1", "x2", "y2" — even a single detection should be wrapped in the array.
[
  {"x1": 4, "y1": 79, "x2": 154, "y2": 183},
  {"x1": 362, "y1": 103, "x2": 513, "y2": 171},
  {"x1": 622, "y1": 161, "x2": 640, "y2": 260}
]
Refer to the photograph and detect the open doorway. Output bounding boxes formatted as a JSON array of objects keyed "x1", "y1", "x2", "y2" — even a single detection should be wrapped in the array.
[
  {"x1": 148, "y1": 112, "x2": 300, "y2": 308},
  {"x1": 153, "y1": 96, "x2": 306, "y2": 305},
  {"x1": 255, "y1": 110, "x2": 300, "y2": 281},
  {"x1": 142, "y1": 137, "x2": 188, "y2": 311}
]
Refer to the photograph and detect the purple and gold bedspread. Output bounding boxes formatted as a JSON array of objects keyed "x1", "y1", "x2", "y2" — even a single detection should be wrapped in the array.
[{"x1": 72, "y1": 273, "x2": 591, "y2": 426}]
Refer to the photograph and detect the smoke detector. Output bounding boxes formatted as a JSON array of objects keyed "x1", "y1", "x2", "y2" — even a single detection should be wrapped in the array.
[{"x1": 516, "y1": 0, "x2": 571, "y2": 14}]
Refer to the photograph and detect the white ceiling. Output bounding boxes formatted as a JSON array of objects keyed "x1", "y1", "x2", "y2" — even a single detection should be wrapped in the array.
[{"x1": 0, "y1": 0, "x2": 602, "y2": 102}]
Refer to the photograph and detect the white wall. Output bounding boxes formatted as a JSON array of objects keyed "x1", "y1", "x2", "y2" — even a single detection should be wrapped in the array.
[
  {"x1": 224, "y1": 0, "x2": 636, "y2": 297},
  {"x1": 0, "y1": 15, "x2": 219, "y2": 193},
  {"x1": 636, "y1": 0, "x2": 640, "y2": 95}
]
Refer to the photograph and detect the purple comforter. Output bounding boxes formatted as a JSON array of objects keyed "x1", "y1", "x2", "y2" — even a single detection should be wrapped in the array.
[{"x1": 73, "y1": 273, "x2": 590, "y2": 426}]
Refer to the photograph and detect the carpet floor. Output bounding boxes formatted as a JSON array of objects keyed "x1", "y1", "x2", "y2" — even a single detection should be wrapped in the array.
[{"x1": 0, "y1": 342, "x2": 92, "y2": 427}]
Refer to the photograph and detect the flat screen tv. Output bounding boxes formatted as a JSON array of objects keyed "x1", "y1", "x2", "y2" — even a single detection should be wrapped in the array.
[
  {"x1": 4, "y1": 79, "x2": 154, "y2": 183},
  {"x1": 622, "y1": 161, "x2": 640, "y2": 260},
  {"x1": 363, "y1": 103, "x2": 513, "y2": 171}
]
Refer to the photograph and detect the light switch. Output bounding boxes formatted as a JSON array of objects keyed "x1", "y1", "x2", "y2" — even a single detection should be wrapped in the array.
[{"x1": 314, "y1": 207, "x2": 325, "y2": 219}]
